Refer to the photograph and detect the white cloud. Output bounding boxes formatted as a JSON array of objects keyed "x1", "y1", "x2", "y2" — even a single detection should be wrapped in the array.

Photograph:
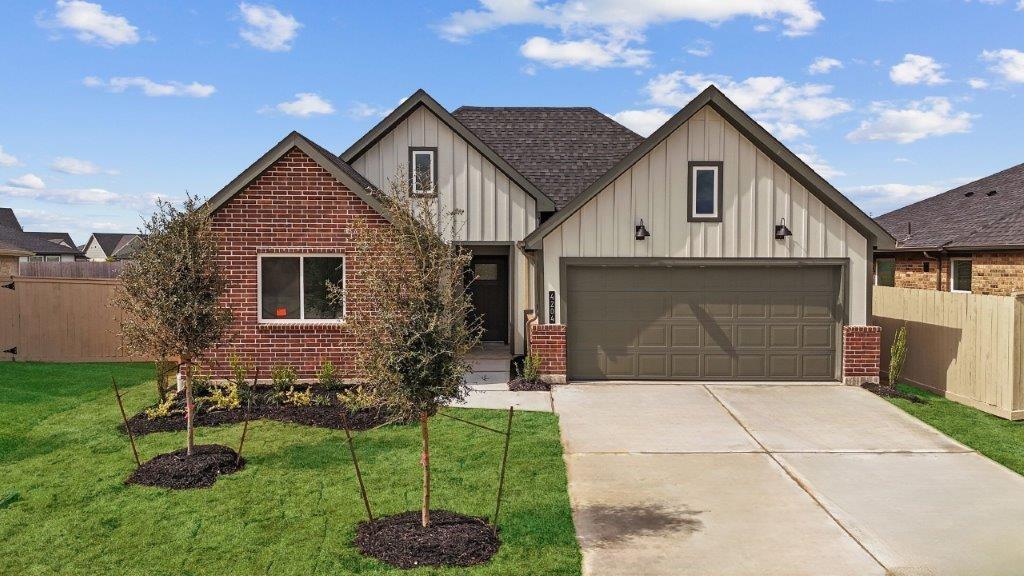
[
  {"x1": 794, "y1": 145, "x2": 844, "y2": 179},
  {"x1": 238, "y1": 3, "x2": 301, "y2": 52},
  {"x1": 760, "y1": 122, "x2": 808, "y2": 141},
  {"x1": 808, "y1": 56, "x2": 842, "y2": 75},
  {"x1": 7, "y1": 174, "x2": 46, "y2": 190},
  {"x1": 270, "y1": 93, "x2": 335, "y2": 117},
  {"x1": 51, "y1": 156, "x2": 117, "y2": 175},
  {"x1": 981, "y1": 48, "x2": 1024, "y2": 82},
  {"x1": 0, "y1": 145, "x2": 19, "y2": 167},
  {"x1": 0, "y1": 185, "x2": 121, "y2": 204},
  {"x1": 686, "y1": 39, "x2": 712, "y2": 58},
  {"x1": 968, "y1": 77, "x2": 990, "y2": 89},
  {"x1": 83, "y1": 76, "x2": 216, "y2": 98},
  {"x1": 847, "y1": 98, "x2": 974, "y2": 144},
  {"x1": 893, "y1": 157, "x2": 912, "y2": 163},
  {"x1": 889, "y1": 54, "x2": 948, "y2": 85},
  {"x1": 845, "y1": 182, "x2": 945, "y2": 213},
  {"x1": 346, "y1": 102, "x2": 391, "y2": 119},
  {"x1": 50, "y1": 0, "x2": 139, "y2": 47},
  {"x1": 520, "y1": 35, "x2": 650, "y2": 68},
  {"x1": 645, "y1": 71, "x2": 851, "y2": 137},
  {"x1": 608, "y1": 108, "x2": 672, "y2": 136}
]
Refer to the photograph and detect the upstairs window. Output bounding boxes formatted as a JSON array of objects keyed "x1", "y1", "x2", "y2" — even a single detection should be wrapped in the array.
[
  {"x1": 409, "y1": 147, "x2": 437, "y2": 196},
  {"x1": 688, "y1": 161, "x2": 723, "y2": 222},
  {"x1": 950, "y1": 258, "x2": 972, "y2": 293},
  {"x1": 259, "y1": 255, "x2": 345, "y2": 322}
]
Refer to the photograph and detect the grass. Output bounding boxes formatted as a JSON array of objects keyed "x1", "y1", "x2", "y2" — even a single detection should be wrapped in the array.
[
  {"x1": 886, "y1": 383, "x2": 1024, "y2": 475},
  {"x1": 0, "y1": 362, "x2": 581, "y2": 576}
]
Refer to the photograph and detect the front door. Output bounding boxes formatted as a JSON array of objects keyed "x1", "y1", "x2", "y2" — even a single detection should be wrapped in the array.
[{"x1": 468, "y1": 255, "x2": 509, "y2": 342}]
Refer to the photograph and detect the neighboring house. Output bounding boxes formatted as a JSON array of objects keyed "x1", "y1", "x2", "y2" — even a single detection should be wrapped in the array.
[
  {"x1": 202, "y1": 86, "x2": 893, "y2": 385},
  {"x1": 0, "y1": 240, "x2": 32, "y2": 276},
  {"x1": 81, "y1": 232, "x2": 144, "y2": 261},
  {"x1": 875, "y1": 162, "x2": 1024, "y2": 295},
  {"x1": 0, "y1": 207, "x2": 82, "y2": 262}
]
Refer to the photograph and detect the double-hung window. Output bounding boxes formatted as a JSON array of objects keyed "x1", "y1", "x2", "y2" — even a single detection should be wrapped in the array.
[
  {"x1": 409, "y1": 147, "x2": 437, "y2": 196},
  {"x1": 259, "y1": 255, "x2": 345, "y2": 322},
  {"x1": 950, "y1": 258, "x2": 972, "y2": 293},
  {"x1": 875, "y1": 258, "x2": 896, "y2": 287},
  {"x1": 688, "y1": 161, "x2": 723, "y2": 222}
]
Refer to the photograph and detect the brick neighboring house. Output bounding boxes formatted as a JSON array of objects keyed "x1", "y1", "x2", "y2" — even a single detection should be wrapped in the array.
[
  {"x1": 0, "y1": 207, "x2": 82, "y2": 263},
  {"x1": 874, "y1": 162, "x2": 1024, "y2": 295},
  {"x1": 203, "y1": 86, "x2": 893, "y2": 384}
]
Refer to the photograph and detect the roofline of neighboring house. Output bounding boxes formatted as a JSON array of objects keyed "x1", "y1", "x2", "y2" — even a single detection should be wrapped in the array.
[
  {"x1": 0, "y1": 245, "x2": 32, "y2": 257},
  {"x1": 521, "y1": 85, "x2": 896, "y2": 251},
  {"x1": 339, "y1": 88, "x2": 557, "y2": 212},
  {"x1": 111, "y1": 234, "x2": 143, "y2": 258},
  {"x1": 205, "y1": 131, "x2": 394, "y2": 224},
  {"x1": 876, "y1": 245, "x2": 1024, "y2": 254}
]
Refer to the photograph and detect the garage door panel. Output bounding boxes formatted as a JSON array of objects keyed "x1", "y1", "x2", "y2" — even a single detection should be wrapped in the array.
[{"x1": 567, "y1": 265, "x2": 838, "y2": 381}]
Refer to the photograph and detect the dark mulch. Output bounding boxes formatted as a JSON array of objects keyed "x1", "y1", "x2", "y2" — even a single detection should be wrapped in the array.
[
  {"x1": 862, "y1": 383, "x2": 927, "y2": 404},
  {"x1": 507, "y1": 377, "x2": 550, "y2": 392},
  {"x1": 125, "y1": 444, "x2": 244, "y2": 490},
  {"x1": 354, "y1": 510, "x2": 500, "y2": 569}
]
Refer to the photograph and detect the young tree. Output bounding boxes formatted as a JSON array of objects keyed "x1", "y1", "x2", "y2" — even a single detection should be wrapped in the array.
[
  {"x1": 114, "y1": 195, "x2": 232, "y2": 456},
  {"x1": 335, "y1": 169, "x2": 482, "y2": 528}
]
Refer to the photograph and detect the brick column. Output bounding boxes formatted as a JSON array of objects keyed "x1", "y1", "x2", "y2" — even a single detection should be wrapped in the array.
[
  {"x1": 842, "y1": 325, "x2": 881, "y2": 385},
  {"x1": 529, "y1": 323, "x2": 566, "y2": 384}
]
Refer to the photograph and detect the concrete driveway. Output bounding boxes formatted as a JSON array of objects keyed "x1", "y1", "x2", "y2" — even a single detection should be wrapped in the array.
[{"x1": 554, "y1": 383, "x2": 1024, "y2": 576}]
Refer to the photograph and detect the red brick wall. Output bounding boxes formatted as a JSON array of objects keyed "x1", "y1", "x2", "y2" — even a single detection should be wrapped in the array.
[
  {"x1": 529, "y1": 323, "x2": 566, "y2": 383},
  {"x1": 842, "y1": 325, "x2": 881, "y2": 385},
  {"x1": 204, "y1": 147, "x2": 391, "y2": 379}
]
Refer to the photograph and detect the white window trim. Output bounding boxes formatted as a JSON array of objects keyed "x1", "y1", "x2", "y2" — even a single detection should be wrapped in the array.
[
  {"x1": 411, "y1": 149, "x2": 436, "y2": 196},
  {"x1": 950, "y1": 257, "x2": 972, "y2": 293},
  {"x1": 691, "y1": 165, "x2": 720, "y2": 219},
  {"x1": 257, "y1": 253, "x2": 346, "y2": 324}
]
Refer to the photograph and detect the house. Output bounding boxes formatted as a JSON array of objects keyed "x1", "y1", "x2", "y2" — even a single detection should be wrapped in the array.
[
  {"x1": 874, "y1": 162, "x2": 1024, "y2": 295},
  {"x1": 202, "y1": 86, "x2": 893, "y2": 385},
  {"x1": 81, "y1": 232, "x2": 144, "y2": 261},
  {"x1": 0, "y1": 208, "x2": 82, "y2": 262},
  {"x1": 0, "y1": 240, "x2": 32, "y2": 276}
]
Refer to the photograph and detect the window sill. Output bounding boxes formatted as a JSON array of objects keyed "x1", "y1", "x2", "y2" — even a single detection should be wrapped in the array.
[{"x1": 257, "y1": 321, "x2": 347, "y2": 331}]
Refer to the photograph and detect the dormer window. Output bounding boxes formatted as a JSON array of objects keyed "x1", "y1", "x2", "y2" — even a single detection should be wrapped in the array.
[
  {"x1": 687, "y1": 161, "x2": 723, "y2": 222},
  {"x1": 409, "y1": 147, "x2": 437, "y2": 196}
]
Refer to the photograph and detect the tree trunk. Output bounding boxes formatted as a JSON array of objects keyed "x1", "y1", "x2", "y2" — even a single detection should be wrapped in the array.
[
  {"x1": 184, "y1": 359, "x2": 195, "y2": 456},
  {"x1": 420, "y1": 411, "x2": 431, "y2": 528}
]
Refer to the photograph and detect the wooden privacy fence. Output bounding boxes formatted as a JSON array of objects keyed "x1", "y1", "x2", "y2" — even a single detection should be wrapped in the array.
[
  {"x1": 19, "y1": 261, "x2": 126, "y2": 278},
  {"x1": 873, "y1": 286, "x2": 1024, "y2": 420},
  {"x1": 0, "y1": 276, "x2": 149, "y2": 362}
]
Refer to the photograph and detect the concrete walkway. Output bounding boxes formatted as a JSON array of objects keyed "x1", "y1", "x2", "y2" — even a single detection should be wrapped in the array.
[
  {"x1": 447, "y1": 343, "x2": 552, "y2": 412},
  {"x1": 554, "y1": 383, "x2": 1024, "y2": 576}
]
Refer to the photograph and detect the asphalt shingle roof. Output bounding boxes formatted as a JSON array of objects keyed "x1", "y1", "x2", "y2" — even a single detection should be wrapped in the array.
[
  {"x1": 875, "y1": 162, "x2": 1024, "y2": 249},
  {"x1": 451, "y1": 107, "x2": 644, "y2": 210},
  {"x1": 90, "y1": 233, "x2": 144, "y2": 258},
  {"x1": 0, "y1": 227, "x2": 81, "y2": 255},
  {"x1": 0, "y1": 208, "x2": 22, "y2": 231}
]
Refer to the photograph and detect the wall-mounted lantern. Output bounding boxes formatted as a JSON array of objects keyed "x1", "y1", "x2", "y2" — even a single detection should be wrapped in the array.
[
  {"x1": 635, "y1": 219, "x2": 651, "y2": 241},
  {"x1": 774, "y1": 218, "x2": 792, "y2": 240}
]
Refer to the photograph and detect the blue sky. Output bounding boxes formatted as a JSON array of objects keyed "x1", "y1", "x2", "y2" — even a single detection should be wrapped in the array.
[{"x1": 1, "y1": 0, "x2": 1023, "y2": 245}]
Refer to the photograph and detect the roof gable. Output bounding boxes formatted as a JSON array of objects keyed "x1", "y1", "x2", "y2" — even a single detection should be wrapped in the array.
[
  {"x1": 523, "y1": 85, "x2": 895, "y2": 250},
  {"x1": 206, "y1": 131, "x2": 392, "y2": 223},
  {"x1": 340, "y1": 89, "x2": 556, "y2": 212},
  {"x1": 0, "y1": 208, "x2": 22, "y2": 231}
]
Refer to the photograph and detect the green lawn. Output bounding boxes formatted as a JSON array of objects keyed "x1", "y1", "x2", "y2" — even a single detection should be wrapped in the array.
[
  {"x1": 0, "y1": 362, "x2": 581, "y2": 576},
  {"x1": 886, "y1": 383, "x2": 1024, "y2": 475}
]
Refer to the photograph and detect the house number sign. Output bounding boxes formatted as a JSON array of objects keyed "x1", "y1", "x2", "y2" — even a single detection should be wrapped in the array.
[{"x1": 548, "y1": 291, "x2": 556, "y2": 323}]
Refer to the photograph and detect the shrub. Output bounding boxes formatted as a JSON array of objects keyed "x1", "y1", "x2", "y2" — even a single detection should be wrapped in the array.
[
  {"x1": 191, "y1": 365, "x2": 212, "y2": 397},
  {"x1": 889, "y1": 324, "x2": 908, "y2": 386},
  {"x1": 317, "y1": 360, "x2": 343, "y2": 390},
  {"x1": 145, "y1": 393, "x2": 179, "y2": 420},
  {"x1": 337, "y1": 385, "x2": 381, "y2": 413},
  {"x1": 271, "y1": 364, "x2": 297, "y2": 392},
  {"x1": 206, "y1": 381, "x2": 240, "y2": 411},
  {"x1": 154, "y1": 359, "x2": 178, "y2": 402},
  {"x1": 518, "y1": 352, "x2": 542, "y2": 383},
  {"x1": 283, "y1": 386, "x2": 314, "y2": 407}
]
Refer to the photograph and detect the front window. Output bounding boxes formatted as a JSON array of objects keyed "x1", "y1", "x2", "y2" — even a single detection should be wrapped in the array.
[
  {"x1": 875, "y1": 258, "x2": 895, "y2": 287},
  {"x1": 45, "y1": 255, "x2": 60, "y2": 262},
  {"x1": 27, "y1": 255, "x2": 44, "y2": 262},
  {"x1": 688, "y1": 161, "x2": 722, "y2": 221},
  {"x1": 259, "y1": 255, "x2": 345, "y2": 322},
  {"x1": 409, "y1": 147, "x2": 437, "y2": 196},
  {"x1": 950, "y1": 258, "x2": 972, "y2": 293}
]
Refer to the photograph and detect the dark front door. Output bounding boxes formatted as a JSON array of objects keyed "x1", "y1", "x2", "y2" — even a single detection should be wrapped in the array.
[{"x1": 468, "y1": 255, "x2": 509, "y2": 342}]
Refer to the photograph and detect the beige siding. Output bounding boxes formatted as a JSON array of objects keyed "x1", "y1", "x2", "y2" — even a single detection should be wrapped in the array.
[{"x1": 542, "y1": 105, "x2": 872, "y2": 325}]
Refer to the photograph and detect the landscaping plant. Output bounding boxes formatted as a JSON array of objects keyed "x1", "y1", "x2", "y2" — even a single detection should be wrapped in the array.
[
  {"x1": 889, "y1": 324, "x2": 908, "y2": 386},
  {"x1": 331, "y1": 168, "x2": 483, "y2": 529},
  {"x1": 114, "y1": 195, "x2": 232, "y2": 458}
]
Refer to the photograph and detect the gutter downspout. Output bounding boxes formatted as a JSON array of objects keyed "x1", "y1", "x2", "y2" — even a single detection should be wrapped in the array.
[{"x1": 921, "y1": 251, "x2": 942, "y2": 291}]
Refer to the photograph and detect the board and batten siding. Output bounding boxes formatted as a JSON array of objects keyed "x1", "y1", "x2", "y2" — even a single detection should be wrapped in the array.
[
  {"x1": 350, "y1": 104, "x2": 539, "y2": 354},
  {"x1": 542, "y1": 105, "x2": 870, "y2": 325}
]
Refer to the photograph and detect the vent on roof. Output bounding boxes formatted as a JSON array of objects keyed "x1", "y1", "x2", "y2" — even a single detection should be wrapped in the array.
[
  {"x1": 964, "y1": 191, "x2": 975, "y2": 197},
  {"x1": 987, "y1": 190, "x2": 998, "y2": 197}
]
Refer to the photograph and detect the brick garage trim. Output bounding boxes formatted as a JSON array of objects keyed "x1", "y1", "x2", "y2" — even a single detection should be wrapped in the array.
[
  {"x1": 842, "y1": 325, "x2": 881, "y2": 386},
  {"x1": 529, "y1": 323, "x2": 566, "y2": 384}
]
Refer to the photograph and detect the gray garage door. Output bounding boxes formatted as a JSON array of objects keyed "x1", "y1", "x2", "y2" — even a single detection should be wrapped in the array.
[{"x1": 566, "y1": 265, "x2": 840, "y2": 381}]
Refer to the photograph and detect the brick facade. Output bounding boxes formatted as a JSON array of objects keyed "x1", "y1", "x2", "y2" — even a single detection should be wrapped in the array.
[
  {"x1": 888, "y1": 251, "x2": 1024, "y2": 296},
  {"x1": 0, "y1": 255, "x2": 17, "y2": 276},
  {"x1": 203, "y1": 147, "x2": 391, "y2": 379},
  {"x1": 892, "y1": 255, "x2": 948, "y2": 291},
  {"x1": 529, "y1": 323, "x2": 566, "y2": 384},
  {"x1": 842, "y1": 325, "x2": 881, "y2": 385}
]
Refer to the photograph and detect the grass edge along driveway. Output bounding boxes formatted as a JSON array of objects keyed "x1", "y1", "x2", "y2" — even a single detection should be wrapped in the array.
[{"x1": 0, "y1": 362, "x2": 581, "y2": 576}]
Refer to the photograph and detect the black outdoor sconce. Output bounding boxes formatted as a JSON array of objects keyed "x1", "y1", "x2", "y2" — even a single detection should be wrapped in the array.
[
  {"x1": 775, "y1": 218, "x2": 792, "y2": 240},
  {"x1": 635, "y1": 219, "x2": 651, "y2": 241}
]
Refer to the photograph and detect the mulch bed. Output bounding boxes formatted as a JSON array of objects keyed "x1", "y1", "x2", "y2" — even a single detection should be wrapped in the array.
[
  {"x1": 862, "y1": 383, "x2": 927, "y2": 404},
  {"x1": 507, "y1": 377, "x2": 550, "y2": 392},
  {"x1": 125, "y1": 444, "x2": 244, "y2": 490},
  {"x1": 354, "y1": 510, "x2": 500, "y2": 569}
]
